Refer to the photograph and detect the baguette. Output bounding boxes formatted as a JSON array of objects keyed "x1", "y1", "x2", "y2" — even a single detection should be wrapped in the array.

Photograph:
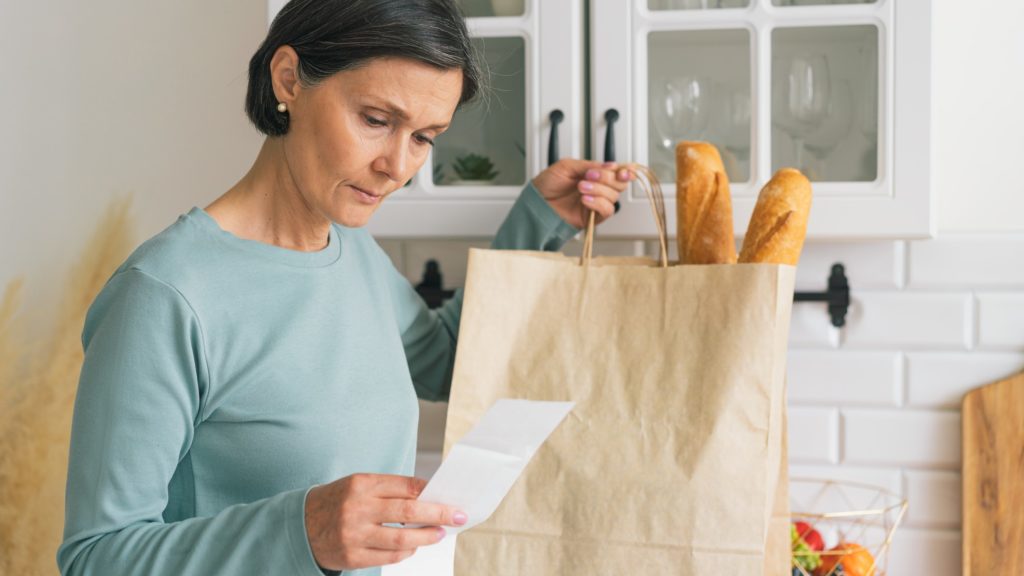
[
  {"x1": 675, "y1": 142, "x2": 737, "y2": 264},
  {"x1": 738, "y1": 168, "x2": 812, "y2": 265}
]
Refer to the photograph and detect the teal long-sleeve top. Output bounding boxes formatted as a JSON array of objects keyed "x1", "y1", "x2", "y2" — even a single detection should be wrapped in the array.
[{"x1": 58, "y1": 183, "x2": 578, "y2": 576}]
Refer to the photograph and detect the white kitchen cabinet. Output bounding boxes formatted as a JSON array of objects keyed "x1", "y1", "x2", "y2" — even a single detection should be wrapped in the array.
[{"x1": 267, "y1": 0, "x2": 932, "y2": 240}]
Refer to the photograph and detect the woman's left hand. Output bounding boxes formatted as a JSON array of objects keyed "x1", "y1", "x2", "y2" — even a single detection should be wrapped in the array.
[{"x1": 532, "y1": 159, "x2": 635, "y2": 230}]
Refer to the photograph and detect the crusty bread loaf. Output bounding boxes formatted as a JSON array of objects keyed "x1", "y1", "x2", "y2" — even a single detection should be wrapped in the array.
[
  {"x1": 738, "y1": 168, "x2": 813, "y2": 265},
  {"x1": 675, "y1": 142, "x2": 737, "y2": 264}
]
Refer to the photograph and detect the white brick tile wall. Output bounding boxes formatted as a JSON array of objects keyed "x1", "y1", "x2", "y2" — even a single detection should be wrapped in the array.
[
  {"x1": 789, "y1": 464, "x2": 903, "y2": 495},
  {"x1": 787, "y1": 350, "x2": 902, "y2": 406},
  {"x1": 907, "y1": 352, "x2": 1024, "y2": 408},
  {"x1": 417, "y1": 399, "x2": 448, "y2": 452},
  {"x1": 843, "y1": 409, "x2": 961, "y2": 468},
  {"x1": 888, "y1": 529, "x2": 961, "y2": 576},
  {"x1": 563, "y1": 237, "x2": 646, "y2": 259},
  {"x1": 909, "y1": 235, "x2": 1024, "y2": 288},
  {"x1": 798, "y1": 240, "x2": 904, "y2": 290},
  {"x1": 789, "y1": 301, "x2": 843, "y2": 348},
  {"x1": 375, "y1": 239, "x2": 404, "y2": 274},
  {"x1": 787, "y1": 407, "x2": 840, "y2": 464},
  {"x1": 903, "y1": 470, "x2": 961, "y2": 528},
  {"x1": 977, "y1": 292, "x2": 1024, "y2": 349},
  {"x1": 401, "y1": 239, "x2": 489, "y2": 287},
  {"x1": 842, "y1": 292, "x2": 973, "y2": 349}
]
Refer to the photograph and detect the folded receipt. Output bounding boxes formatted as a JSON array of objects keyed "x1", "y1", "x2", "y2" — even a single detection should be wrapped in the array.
[{"x1": 382, "y1": 399, "x2": 575, "y2": 576}]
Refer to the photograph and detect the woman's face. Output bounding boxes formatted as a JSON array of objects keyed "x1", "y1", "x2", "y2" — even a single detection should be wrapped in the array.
[{"x1": 278, "y1": 55, "x2": 463, "y2": 228}]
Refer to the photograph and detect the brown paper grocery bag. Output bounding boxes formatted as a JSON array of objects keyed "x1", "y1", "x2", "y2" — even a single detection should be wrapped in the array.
[{"x1": 444, "y1": 187, "x2": 794, "y2": 575}]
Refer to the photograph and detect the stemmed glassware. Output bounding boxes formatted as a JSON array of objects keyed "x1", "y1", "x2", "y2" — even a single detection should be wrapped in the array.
[
  {"x1": 650, "y1": 74, "x2": 711, "y2": 180},
  {"x1": 773, "y1": 53, "x2": 830, "y2": 172},
  {"x1": 803, "y1": 79, "x2": 853, "y2": 179},
  {"x1": 711, "y1": 82, "x2": 751, "y2": 181}
]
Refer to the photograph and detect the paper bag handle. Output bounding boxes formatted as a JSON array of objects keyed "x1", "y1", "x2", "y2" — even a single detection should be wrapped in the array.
[{"x1": 580, "y1": 164, "x2": 669, "y2": 268}]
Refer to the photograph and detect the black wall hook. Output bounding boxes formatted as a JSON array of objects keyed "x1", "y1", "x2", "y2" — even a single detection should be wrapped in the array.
[
  {"x1": 414, "y1": 259, "x2": 455, "y2": 309},
  {"x1": 794, "y1": 263, "x2": 851, "y2": 328}
]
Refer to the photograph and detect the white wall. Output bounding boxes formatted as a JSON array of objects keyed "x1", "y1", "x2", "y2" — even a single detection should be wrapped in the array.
[
  {"x1": 933, "y1": 0, "x2": 1024, "y2": 232},
  {"x1": 0, "y1": 1, "x2": 265, "y2": 335}
]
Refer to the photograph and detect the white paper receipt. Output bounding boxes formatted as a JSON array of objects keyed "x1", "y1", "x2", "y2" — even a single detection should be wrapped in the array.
[{"x1": 382, "y1": 398, "x2": 575, "y2": 576}]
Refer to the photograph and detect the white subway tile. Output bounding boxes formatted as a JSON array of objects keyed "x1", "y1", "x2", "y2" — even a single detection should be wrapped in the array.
[
  {"x1": 887, "y1": 529, "x2": 961, "y2": 576},
  {"x1": 414, "y1": 450, "x2": 443, "y2": 480},
  {"x1": 645, "y1": 239, "x2": 680, "y2": 262},
  {"x1": 907, "y1": 352, "x2": 1024, "y2": 408},
  {"x1": 416, "y1": 399, "x2": 448, "y2": 453},
  {"x1": 909, "y1": 235, "x2": 1024, "y2": 288},
  {"x1": 787, "y1": 350, "x2": 902, "y2": 406},
  {"x1": 798, "y1": 240, "x2": 904, "y2": 290},
  {"x1": 977, "y1": 292, "x2": 1024, "y2": 349},
  {"x1": 402, "y1": 239, "x2": 489, "y2": 287},
  {"x1": 789, "y1": 300, "x2": 843, "y2": 348},
  {"x1": 375, "y1": 239, "x2": 404, "y2": 270},
  {"x1": 789, "y1": 464, "x2": 903, "y2": 495},
  {"x1": 843, "y1": 409, "x2": 961, "y2": 468},
  {"x1": 842, "y1": 292, "x2": 972, "y2": 349},
  {"x1": 903, "y1": 470, "x2": 961, "y2": 529},
  {"x1": 788, "y1": 407, "x2": 840, "y2": 464},
  {"x1": 564, "y1": 238, "x2": 645, "y2": 259}
]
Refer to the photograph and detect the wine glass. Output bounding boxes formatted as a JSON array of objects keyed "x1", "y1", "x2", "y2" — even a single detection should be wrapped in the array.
[
  {"x1": 651, "y1": 75, "x2": 711, "y2": 147},
  {"x1": 711, "y1": 82, "x2": 751, "y2": 181},
  {"x1": 803, "y1": 79, "x2": 854, "y2": 180},
  {"x1": 773, "y1": 54, "x2": 830, "y2": 171}
]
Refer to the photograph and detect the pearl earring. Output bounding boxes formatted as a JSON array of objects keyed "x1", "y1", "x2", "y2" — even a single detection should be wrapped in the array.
[{"x1": 276, "y1": 102, "x2": 288, "y2": 113}]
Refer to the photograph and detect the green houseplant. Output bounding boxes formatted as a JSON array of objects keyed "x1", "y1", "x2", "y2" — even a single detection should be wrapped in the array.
[{"x1": 451, "y1": 153, "x2": 499, "y2": 184}]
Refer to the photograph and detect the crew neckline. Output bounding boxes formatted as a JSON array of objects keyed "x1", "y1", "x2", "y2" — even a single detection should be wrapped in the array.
[{"x1": 185, "y1": 207, "x2": 343, "y2": 268}]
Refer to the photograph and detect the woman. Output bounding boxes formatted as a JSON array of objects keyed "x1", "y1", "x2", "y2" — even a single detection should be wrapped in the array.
[{"x1": 58, "y1": 1, "x2": 630, "y2": 574}]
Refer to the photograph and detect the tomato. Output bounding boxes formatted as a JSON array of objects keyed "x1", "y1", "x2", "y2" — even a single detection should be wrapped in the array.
[{"x1": 794, "y1": 521, "x2": 825, "y2": 551}]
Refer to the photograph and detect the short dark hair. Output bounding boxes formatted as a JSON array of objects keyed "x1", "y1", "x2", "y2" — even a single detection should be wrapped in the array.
[{"x1": 245, "y1": 0, "x2": 481, "y2": 137}]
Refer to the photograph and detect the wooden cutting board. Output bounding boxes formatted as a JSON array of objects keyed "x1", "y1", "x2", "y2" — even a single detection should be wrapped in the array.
[{"x1": 962, "y1": 371, "x2": 1024, "y2": 575}]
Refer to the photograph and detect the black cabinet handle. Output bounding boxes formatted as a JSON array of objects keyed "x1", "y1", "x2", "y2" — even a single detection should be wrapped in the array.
[
  {"x1": 603, "y1": 108, "x2": 621, "y2": 213},
  {"x1": 603, "y1": 108, "x2": 619, "y2": 162},
  {"x1": 547, "y1": 109, "x2": 564, "y2": 167}
]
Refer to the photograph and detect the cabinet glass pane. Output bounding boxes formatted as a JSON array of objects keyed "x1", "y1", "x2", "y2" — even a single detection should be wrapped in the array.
[
  {"x1": 649, "y1": 0, "x2": 751, "y2": 10},
  {"x1": 773, "y1": 0, "x2": 876, "y2": 5},
  {"x1": 434, "y1": 36, "x2": 526, "y2": 187},
  {"x1": 456, "y1": 0, "x2": 524, "y2": 17},
  {"x1": 771, "y1": 25, "x2": 879, "y2": 182},
  {"x1": 648, "y1": 29, "x2": 752, "y2": 183}
]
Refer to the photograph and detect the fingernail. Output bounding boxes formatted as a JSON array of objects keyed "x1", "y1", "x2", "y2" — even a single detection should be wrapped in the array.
[
  {"x1": 580, "y1": 180, "x2": 594, "y2": 191},
  {"x1": 436, "y1": 528, "x2": 447, "y2": 541},
  {"x1": 618, "y1": 169, "x2": 629, "y2": 180},
  {"x1": 453, "y1": 512, "x2": 468, "y2": 526},
  {"x1": 583, "y1": 195, "x2": 595, "y2": 203},
  {"x1": 585, "y1": 169, "x2": 601, "y2": 181}
]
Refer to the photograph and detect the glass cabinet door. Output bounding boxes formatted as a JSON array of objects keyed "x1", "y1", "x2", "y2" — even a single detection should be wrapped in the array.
[
  {"x1": 647, "y1": 29, "x2": 752, "y2": 184},
  {"x1": 771, "y1": 24, "x2": 879, "y2": 182},
  {"x1": 432, "y1": 36, "x2": 527, "y2": 188},
  {"x1": 592, "y1": 0, "x2": 930, "y2": 239},
  {"x1": 457, "y1": 0, "x2": 525, "y2": 18}
]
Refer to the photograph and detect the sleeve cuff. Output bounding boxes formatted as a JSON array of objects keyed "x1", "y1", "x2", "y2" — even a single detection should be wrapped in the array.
[
  {"x1": 491, "y1": 182, "x2": 579, "y2": 252},
  {"x1": 286, "y1": 487, "x2": 331, "y2": 576},
  {"x1": 521, "y1": 181, "x2": 580, "y2": 240}
]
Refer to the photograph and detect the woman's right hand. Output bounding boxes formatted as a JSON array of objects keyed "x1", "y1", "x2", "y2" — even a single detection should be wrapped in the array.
[{"x1": 304, "y1": 473, "x2": 467, "y2": 571}]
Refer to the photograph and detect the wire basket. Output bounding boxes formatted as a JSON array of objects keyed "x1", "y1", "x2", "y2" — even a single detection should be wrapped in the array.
[{"x1": 790, "y1": 478, "x2": 908, "y2": 576}]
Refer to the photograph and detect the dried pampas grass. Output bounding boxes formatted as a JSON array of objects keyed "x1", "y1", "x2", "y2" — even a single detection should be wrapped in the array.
[{"x1": 0, "y1": 197, "x2": 135, "y2": 576}]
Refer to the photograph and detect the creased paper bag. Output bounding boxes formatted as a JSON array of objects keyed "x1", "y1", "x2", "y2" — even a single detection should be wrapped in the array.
[{"x1": 443, "y1": 243, "x2": 795, "y2": 574}]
